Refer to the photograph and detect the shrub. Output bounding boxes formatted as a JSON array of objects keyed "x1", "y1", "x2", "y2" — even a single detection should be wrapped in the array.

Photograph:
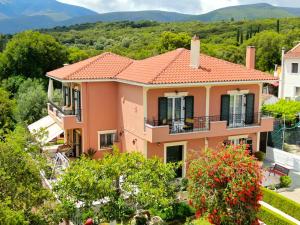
[
  {"x1": 188, "y1": 145, "x2": 262, "y2": 225},
  {"x1": 150, "y1": 202, "x2": 195, "y2": 221},
  {"x1": 262, "y1": 187, "x2": 300, "y2": 220},
  {"x1": 257, "y1": 206, "x2": 297, "y2": 225},
  {"x1": 280, "y1": 176, "x2": 292, "y2": 188},
  {"x1": 254, "y1": 151, "x2": 265, "y2": 161},
  {"x1": 180, "y1": 178, "x2": 189, "y2": 191}
]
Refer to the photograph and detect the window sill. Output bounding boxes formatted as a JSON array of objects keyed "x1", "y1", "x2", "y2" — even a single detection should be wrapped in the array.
[{"x1": 98, "y1": 147, "x2": 113, "y2": 151}]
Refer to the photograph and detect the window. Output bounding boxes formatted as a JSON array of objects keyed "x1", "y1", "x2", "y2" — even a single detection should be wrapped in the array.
[
  {"x1": 296, "y1": 87, "x2": 300, "y2": 96},
  {"x1": 98, "y1": 130, "x2": 116, "y2": 150},
  {"x1": 292, "y1": 63, "x2": 299, "y2": 73}
]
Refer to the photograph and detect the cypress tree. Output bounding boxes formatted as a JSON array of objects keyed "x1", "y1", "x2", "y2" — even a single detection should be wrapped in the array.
[
  {"x1": 277, "y1": 19, "x2": 280, "y2": 33},
  {"x1": 240, "y1": 30, "x2": 244, "y2": 44},
  {"x1": 236, "y1": 29, "x2": 240, "y2": 45}
]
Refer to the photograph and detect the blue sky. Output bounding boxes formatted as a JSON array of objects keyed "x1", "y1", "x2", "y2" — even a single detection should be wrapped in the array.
[{"x1": 58, "y1": 0, "x2": 300, "y2": 14}]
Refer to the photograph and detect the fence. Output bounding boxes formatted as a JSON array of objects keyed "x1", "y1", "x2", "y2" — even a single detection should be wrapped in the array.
[{"x1": 267, "y1": 119, "x2": 300, "y2": 150}]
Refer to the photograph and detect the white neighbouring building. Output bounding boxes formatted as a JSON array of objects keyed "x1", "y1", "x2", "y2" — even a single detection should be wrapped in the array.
[{"x1": 278, "y1": 43, "x2": 300, "y2": 100}]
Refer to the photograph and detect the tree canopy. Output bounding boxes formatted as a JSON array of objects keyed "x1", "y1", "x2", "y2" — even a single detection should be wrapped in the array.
[
  {"x1": 55, "y1": 149, "x2": 177, "y2": 224},
  {"x1": 0, "y1": 126, "x2": 60, "y2": 224},
  {"x1": 15, "y1": 78, "x2": 47, "y2": 125},
  {"x1": 0, "y1": 31, "x2": 68, "y2": 79},
  {"x1": 262, "y1": 99, "x2": 300, "y2": 122}
]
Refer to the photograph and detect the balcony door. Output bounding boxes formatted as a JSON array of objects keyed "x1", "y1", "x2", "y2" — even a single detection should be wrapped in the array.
[
  {"x1": 221, "y1": 93, "x2": 255, "y2": 127},
  {"x1": 167, "y1": 97, "x2": 185, "y2": 131},
  {"x1": 158, "y1": 95, "x2": 194, "y2": 132},
  {"x1": 229, "y1": 94, "x2": 246, "y2": 127}
]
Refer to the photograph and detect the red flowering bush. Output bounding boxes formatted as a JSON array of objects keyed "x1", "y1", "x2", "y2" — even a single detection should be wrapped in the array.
[{"x1": 187, "y1": 145, "x2": 262, "y2": 225}]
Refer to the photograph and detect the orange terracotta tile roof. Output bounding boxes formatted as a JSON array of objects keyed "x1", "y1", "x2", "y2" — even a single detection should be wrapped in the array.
[
  {"x1": 285, "y1": 43, "x2": 300, "y2": 59},
  {"x1": 47, "y1": 48, "x2": 277, "y2": 85},
  {"x1": 47, "y1": 52, "x2": 133, "y2": 80}
]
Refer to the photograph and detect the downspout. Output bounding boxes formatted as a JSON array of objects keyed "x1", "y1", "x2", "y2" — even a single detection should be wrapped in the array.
[{"x1": 279, "y1": 47, "x2": 285, "y2": 99}]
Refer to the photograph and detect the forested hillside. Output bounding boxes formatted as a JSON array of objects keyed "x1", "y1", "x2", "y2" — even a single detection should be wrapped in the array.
[{"x1": 41, "y1": 17, "x2": 300, "y2": 72}]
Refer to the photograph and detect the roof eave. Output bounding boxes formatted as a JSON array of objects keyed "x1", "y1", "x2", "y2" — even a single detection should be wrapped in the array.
[{"x1": 46, "y1": 73, "x2": 277, "y2": 87}]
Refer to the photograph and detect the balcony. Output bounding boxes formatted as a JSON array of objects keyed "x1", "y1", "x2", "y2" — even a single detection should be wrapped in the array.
[
  {"x1": 48, "y1": 101, "x2": 83, "y2": 130},
  {"x1": 144, "y1": 113, "x2": 274, "y2": 143}
]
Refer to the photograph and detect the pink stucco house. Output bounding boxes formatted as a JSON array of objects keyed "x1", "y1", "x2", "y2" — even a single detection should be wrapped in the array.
[{"x1": 45, "y1": 36, "x2": 276, "y2": 177}]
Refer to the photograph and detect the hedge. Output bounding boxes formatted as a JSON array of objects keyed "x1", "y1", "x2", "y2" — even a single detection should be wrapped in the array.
[
  {"x1": 258, "y1": 206, "x2": 297, "y2": 225},
  {"x1": 262, "y1": 187, "x2": 300, "y2": 220}
]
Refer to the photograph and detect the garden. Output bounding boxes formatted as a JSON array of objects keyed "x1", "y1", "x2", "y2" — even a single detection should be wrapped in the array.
[{"x1": 45, "y1": 144, "x2": 265, "y2": 225}]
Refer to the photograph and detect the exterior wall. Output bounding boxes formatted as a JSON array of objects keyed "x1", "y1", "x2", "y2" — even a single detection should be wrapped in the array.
[
  {"x1": 117, "y1": 83, "x2": 146, "y2": 155},
  {"x1": 147, "y1": 138, "x2": 206, "y2": 161},
  {"x1": 147, "y1": 87, "x2": 206, "y2": 119},
  {"x1": 209, "y1": 84, "x2": 260, "y2": 116},
  {"x1": 281, "y1": 58, "x2": 300, "y2": 99},
  {"x1": 51, "y1": 80, "x2": 268, "y2": 159},
  {"x1": 81, "y1": 82, "x2": 118, "y2": 158},
  {"x1": 208, "y1": 133, "x2": 258, "y2": 152}
]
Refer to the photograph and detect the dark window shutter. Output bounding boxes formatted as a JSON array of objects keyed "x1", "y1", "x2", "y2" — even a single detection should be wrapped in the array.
[
  {"x1": 158, "y1": 97, "x2": 168, "y2": 125},
  {"x1": 221, "y1": 95, "x2": 230, "y2": 125},
  {"x1": 62, "y1": 86, "x2": 67, "y2": 105},
  {"x1": 67, "y1": 87, "x2": 71, "y2": 107},
  {"x1": 185, "y1": 96, "x2": 194, "y2": 129},
  {"x1": 245, "y1": 93, "x2": 255, "y2": 124}
]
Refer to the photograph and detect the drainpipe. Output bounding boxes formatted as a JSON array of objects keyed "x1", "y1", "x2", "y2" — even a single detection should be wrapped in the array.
[{"x1": 279, "y1": 47, "x2": 285, "y2": 99}]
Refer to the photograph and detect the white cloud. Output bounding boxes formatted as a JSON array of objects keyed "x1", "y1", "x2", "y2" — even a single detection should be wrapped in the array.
[{"x1": 57, "y1": 0, "x2": 300, "y2": 14}]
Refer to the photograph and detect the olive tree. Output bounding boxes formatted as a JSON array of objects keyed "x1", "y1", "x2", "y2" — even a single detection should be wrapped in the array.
[{"x1": 55, "y1": 149, "x2": 177, "y2": 224}]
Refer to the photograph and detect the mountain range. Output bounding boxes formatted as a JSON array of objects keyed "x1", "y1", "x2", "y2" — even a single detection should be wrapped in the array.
[{"x1": 1, "y1": 1, "x2": 300, "y2": 34}]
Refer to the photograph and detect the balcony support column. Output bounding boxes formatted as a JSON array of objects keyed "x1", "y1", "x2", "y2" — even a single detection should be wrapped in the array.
[
  {"x1": 205, "y1": 138, "x2": 208, "y2": 150},
  {"x1": 256, "y1": 132, "x2": 260, "y2": 152},
  {"x1": 205, "y1": 86, "x2": 211, "y2": 129},
  {"x1": 258, "y1": 83, "x2": 263, "y2": 122}
]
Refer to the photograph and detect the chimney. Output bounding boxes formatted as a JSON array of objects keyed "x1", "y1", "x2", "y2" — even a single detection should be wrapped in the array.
[
  {"x1": 246, "y1": 46, "x2": 256, "y2": 69},
  {"x1": 190, "y1": 35, "x2": 200, "y2": 69}
]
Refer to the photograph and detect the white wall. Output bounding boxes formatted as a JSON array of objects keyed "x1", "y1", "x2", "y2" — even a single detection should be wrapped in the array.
[
  {"x1": 266, "y1": 147, "x2": 300, "y2": 172},
  {"x1": 282, "y1": 58, "x2": 300, "y2": 99}
]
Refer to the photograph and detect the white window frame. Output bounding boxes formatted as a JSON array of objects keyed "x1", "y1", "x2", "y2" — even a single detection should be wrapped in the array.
[
  {"x1": 228, "y1": 135, "x2": 249, "y2": 146},
  {"x1": 97, "y1": 130, "x2": 117, "y2": 150}
]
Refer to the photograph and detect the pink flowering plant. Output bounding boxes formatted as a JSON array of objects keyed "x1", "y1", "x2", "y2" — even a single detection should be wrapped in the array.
[{"x1": 187, "y1": 144, "x2": 262, "y2": 225}]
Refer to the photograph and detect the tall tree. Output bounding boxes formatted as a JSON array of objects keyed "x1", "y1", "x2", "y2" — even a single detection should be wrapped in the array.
[
  {"x1": 159, "y1": 31, "x2": 191, "y2": 52},
  {"x1": 245, "y1": 30, "x2": 284, "y2": 72},
  {"x1": 0, "y1": 31, "x2": 68, "y2": 79}
]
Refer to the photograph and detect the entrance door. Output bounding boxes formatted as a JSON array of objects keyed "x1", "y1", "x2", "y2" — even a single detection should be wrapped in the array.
[
  {"x1": 229, "y1": 94, "x2": 246, "y2": 127},
  {"x1": 166, "y1": 145, "x2": 183, "y2": 178},
  {"x1": 167, "y1": 97, "x2": 185, "y2": 132},
  {"x1": 73, "y1": 130, "x2": 82, "y2": 157}
]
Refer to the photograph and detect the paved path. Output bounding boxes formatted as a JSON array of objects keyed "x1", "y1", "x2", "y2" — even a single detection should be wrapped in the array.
[
  {"x1": 280, "y1": 188, "x2": 300, "y2": 204},
  {"x1": 260, "y1": 201, "x2": 300, "y2": 225}
]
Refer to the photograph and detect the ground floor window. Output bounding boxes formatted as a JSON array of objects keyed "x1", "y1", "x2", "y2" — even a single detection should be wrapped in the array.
[
  {"x1": 225, "y1": 135, "x2": 253, "y2": 154},
  {"x1": 98, "y1": 130, "x2": 117, "y2": 150}
]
